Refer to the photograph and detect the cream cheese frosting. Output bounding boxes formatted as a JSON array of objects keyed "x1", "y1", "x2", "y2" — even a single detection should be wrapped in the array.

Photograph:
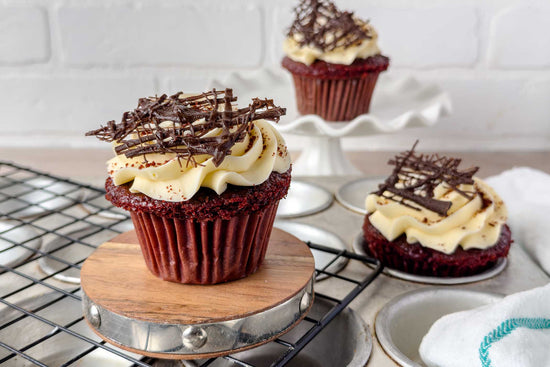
[
  {"x1": 283, "y1": 19, "x2": 381, "y2": 66},
  {"x1": 365, "y1": 178, "x2": 508, "y2": 254},
  {"x1": 107, "y1": 119, "x2": 290, "y2": 202}
]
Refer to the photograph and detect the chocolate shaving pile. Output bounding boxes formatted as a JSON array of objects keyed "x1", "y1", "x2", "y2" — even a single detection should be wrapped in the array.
[
  {"x1": 374, "y1": 141, "x2": 479, "y2": 216},
  {"x1": 86, "y1": 89, "x2": 286, "y2": 167},
  {"x1": 287, "y1": 0, "x2": 371, "y2": 52}
]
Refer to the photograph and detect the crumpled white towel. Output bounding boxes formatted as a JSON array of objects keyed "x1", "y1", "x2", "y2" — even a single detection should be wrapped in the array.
[
  {"x1": 485, "y1": 167, "x2": 550, "y2": 275},
  {"x1": 420, "y1": 284, "x2": 550, "y2": 367}
]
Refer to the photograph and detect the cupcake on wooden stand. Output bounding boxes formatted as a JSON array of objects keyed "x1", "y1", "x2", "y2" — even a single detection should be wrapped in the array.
[{"x1": 86, "y1": 89, "x2": 292, "y2": 284}]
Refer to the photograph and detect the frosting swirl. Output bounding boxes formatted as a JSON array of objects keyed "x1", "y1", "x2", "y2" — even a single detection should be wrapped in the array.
[
  {"x1": 283, "y1": 19, "x2": 381, "y2": 66},
  {"x1": 365, "y1": 178, "x2": 508, "y2": 254},
  {"x1": 108, "y1": 120, "x2": 290, "y2": 202}
]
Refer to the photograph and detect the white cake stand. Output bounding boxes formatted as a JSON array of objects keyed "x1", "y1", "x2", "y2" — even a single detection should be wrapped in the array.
[{"x1": 210, "y1": 69, "x2": 452, "y2": 176}]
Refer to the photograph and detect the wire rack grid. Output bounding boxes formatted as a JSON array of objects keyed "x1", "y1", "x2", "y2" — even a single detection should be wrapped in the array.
[{"x1": 0, "y1": 161, "x2": 382, "y2": 367}]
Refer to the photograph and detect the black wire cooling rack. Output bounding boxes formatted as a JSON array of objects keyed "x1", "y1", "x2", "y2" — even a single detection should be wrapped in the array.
[{"x1": 0, "y1": 161, "x2": 383, "y2": 367}]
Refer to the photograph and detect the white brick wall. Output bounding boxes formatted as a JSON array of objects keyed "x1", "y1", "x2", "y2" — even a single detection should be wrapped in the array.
[
  {"x1": 1, "y1": 0, "x2": 549, "y2": 151},
  {"x1": 489, "y1": 5, "x2": 550, "y2": 69},
  {"x1": 0, "y1": 75, "x2": 155, "y2": 133},
  {"x1": 0, "y1": 6, "x2": 49, "y2": 64},
  {"x1": 58, "y1": 4, "x2": 263, "y2": 67}
]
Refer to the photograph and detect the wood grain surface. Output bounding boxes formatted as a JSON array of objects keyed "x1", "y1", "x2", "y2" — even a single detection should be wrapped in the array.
[{"x1": 81, "y1": 228, "x2": 315, "y2": 325}]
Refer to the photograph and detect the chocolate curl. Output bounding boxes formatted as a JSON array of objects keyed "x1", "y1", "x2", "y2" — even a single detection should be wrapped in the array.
[
  {"x1": 85, "y1": 88, "x2": 286, "y2": 167},
  {"x1": 374, "y1": 141, "x2": 479, "y2": 216},
  {"x1": 288, "y1": 0, "x2": 372, "y2": 52}
]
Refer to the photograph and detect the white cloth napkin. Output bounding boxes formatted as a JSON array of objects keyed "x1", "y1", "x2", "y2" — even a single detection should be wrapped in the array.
[
  {"x1": 419, "y1": 284, "x2": 550, "y2": 367},
  {"x1": 419, "y1": 167, "x2": 550, "y2": 367},
  {"x1": 485, "y1": 167, "x2": 550, "y2": 275}
]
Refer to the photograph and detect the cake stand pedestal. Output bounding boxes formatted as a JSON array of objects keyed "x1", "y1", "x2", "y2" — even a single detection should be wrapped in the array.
[
  {"x1": 210, "y1": 70, "x2": 452, "y2": 177},
  {"x1": 81, "y1": 229, "x2": 315, "y2": 360},
  {"x1": 277, "y1": 76, "x2": 452, "y2": 176},
  {"x1": 293, "y1": 136, "x2": 362, "y2": 176}
]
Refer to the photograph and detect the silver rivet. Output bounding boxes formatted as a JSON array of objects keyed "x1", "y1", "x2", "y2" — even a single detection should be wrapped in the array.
[
  {"x1": 89, "y1": 304, "x2": 101, "y2": 328},
  {"x1": 182, "y1": 326, "x2": 207, "y2": 350},
  {"x1": 300, "y1": 291, "x2": 311, "y2": 313}
]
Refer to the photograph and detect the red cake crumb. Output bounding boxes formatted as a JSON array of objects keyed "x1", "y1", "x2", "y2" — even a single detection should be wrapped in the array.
[
  {"x1": 105, "y1": 169, "x2": 291, "y2": 221},
  {"x1": 282, "y1": 55, "x2": 389, "y2": 79},
  {"x1": 362, "y1": 215, "x2": 512, "y2": 277}
]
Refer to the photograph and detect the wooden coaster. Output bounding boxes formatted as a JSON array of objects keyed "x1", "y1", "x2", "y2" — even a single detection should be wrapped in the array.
[{"x1": 81, "y1": 228, "x2": 315, "y2": 359}]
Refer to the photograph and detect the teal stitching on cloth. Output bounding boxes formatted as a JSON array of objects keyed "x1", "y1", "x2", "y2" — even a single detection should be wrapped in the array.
[{"x1": 479, "y1": 318, "x2": 550, "y2": 367}]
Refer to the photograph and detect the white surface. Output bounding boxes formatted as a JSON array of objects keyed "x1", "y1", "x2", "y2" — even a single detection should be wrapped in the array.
[
  {"x1": 420, "y1": 284, "x2": 550, "y2": 367},
  {"x1": 1, "y1": 0, "x2": 550, "y2": 151},
  {"x1": 486, "y1": 167, "x2": 550, "y2": 275},
  {"x1": 376, "y1": 289, "x2": 502, "y2": 367}
]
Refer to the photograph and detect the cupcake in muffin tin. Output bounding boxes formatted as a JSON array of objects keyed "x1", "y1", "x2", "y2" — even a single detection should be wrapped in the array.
[
  {"x1": 282, "y1": 0, "x2": 390, "y2": 122},
  {"x1": 362, "y1": 142, "x2": 512, "y2": 277},
  {"x1": 86, "y1": 89, "x2": 291, "y2": 284}
]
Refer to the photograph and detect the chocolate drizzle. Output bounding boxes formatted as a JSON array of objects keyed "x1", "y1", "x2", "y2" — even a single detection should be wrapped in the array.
[
  {"x1": 287, "y1": 0, "x2": 372, "y2": 52},
  {"x1": 374, "y1": 141, "x2": 479, "y2": 216},
  {"x1": 86, "y1": 89, "x2": 286, "y2": 167}
]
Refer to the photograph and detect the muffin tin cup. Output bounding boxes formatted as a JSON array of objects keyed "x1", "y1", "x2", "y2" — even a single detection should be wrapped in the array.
[
  {"x1": 375, "y1": 288, "x2": 503, "y2": 367},
  {"x1": 290, "y1": 72, "x2": 380, "y2": 122},
  {"x1": 130, "y1": 202, "x2": 280, "y2": 285}
]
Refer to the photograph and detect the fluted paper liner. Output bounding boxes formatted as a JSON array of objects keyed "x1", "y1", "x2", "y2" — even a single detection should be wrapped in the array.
[
  {"x1": 291, "y1": 72, "x2": 380, "y2": 122},
  {"x1": 130, "y1": 203, "x2": 280, "y2": 284}
]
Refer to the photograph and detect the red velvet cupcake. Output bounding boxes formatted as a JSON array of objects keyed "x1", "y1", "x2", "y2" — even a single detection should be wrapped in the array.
[
  {"x1": 86, "y1": 89, "x2": 291, "y2": 284},
  {"x1": 282, "y1": 0, "x2": 389, "y2": 121},
  {"x1": 363, "y1": 216, "x2": 512, "y2": 277},
  {"x1": 362, "y1": 142, "x2": 512, "y2": 277}
]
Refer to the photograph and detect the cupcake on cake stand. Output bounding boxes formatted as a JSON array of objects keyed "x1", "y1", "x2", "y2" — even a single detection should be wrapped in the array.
[
  {"x1": 210, "y1": 68, "x2": 451, "y2": 183},
  {"x1": 277, "y1": 73, "x2": 452, "y2": 176}
]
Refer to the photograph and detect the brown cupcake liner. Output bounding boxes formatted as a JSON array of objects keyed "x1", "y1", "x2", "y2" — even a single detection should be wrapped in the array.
[
  {"x1": 130, "y1": 202, "x2": 280, "y2": 284},
  {"x1": 290, "y1": 72, "x2": 381, "y2": 122}
]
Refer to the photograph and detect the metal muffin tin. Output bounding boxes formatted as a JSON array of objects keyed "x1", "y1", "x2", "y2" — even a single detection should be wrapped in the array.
[
  {"x1": 274, "y1": 220, "x2": 348, "y2": 280},
  {"x1": 352, "y1": 231, "x2": 508, "y2": 285},
  {"x1": 0, "y1": 178, "x2": 85, "y2": 219},
  {"x1": 276, "y1": 180, "x2": 333, "y2": 218},
  {"x1": 79, "y1": 191, "x2": 128, "y2": 220},
  {"x1": 0, "y1": 220, "x2": 42, "y2": 269},
  {"x1": 38, "y1": 227, "x2": 110, "y2": 284},
  {"x1": 335, "y1": 177, "x2": 385, "y2": 215},
  {"x1": 375, "y1": 288, "x2": 502, "y2": 367},
  {"x1": 2, "y1": 163, "x2": 548, "y2": 367}
]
